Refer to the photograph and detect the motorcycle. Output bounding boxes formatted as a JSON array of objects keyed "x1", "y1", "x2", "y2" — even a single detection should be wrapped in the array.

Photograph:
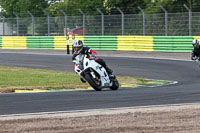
[{"x1": 74, "y1": 53, "x2": 119, "y2": 91}]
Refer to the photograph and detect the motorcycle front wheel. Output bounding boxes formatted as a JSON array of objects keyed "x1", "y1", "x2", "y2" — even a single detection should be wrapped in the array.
[{"x1": 85, "y1": 73, "x2": 102, "y2": 91}]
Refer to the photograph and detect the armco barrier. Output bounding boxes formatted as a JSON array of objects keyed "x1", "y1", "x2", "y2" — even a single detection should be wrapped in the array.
[
  {"x1": 84, "y1": 36, "x2": 117, "y2": 50},
  {"x1": 117, "y1": 36, "x2": 154, "y2": 51},
  {"x1": 0, "y1": 36, "x2": 2, "y2": 48},
  {"x1": 27, "y1": 36, "x2": 54, "y2": 49},
  {"x1": 153, "y1": 36, "x2": 193, "y2": 52},
  {"x1": 1, "y1": 37, "x2": 27, "y2": 49},
  {"x1": 0, "y1": 36, "x2": 195, "y2": 52},
  {"x1": 54, "y1": 36, "x2": 67, "y2": 50},
  {"x1": 54, "y1": 36, "x2": 84, "y2": 50}
]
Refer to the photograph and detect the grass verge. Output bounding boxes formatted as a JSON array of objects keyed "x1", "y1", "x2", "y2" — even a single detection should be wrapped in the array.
[{"x1": 0, "y1": 66, "x2": 148, "y2": 93}]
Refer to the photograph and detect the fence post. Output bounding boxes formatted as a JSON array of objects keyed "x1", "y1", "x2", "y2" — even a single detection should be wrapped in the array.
[
  {"x1": 117, "y1": 8, "x2": 124, "y2": 35},
  {"x1": 138, "y1": 6, "x2": 145, "y2": 36},
  {"x1": 0, "y1": 14, "x2": 5, "y2": 35},
  {"x1": 60, "y1": 10, "x2": 67, "y2": 35},
  {"x1": 183, "y1": 4, "x2": 192, "y2": 36},
  {"x1": 160, "y1": 6, "x2": 168, "y2": 36},
  {"x1": 43, "y1": 10, "x2": 50, "y2": 36},
  {"x1": 13, "y1": 12, "x2": 19, "y2": 36},
  {"x1": 97, "y1": 8, "x2": 104, "y2": 36},
  {"x1": 78, "y1": 9, "x2": 85, "y2": 36},
  {"x1": 27, "y1": 11, "x2": 35, "y2": 36}
]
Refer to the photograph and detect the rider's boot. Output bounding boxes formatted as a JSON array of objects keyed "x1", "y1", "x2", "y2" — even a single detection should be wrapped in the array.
[
  {"x1": 106, "y1": 67, "x2": 115, "y2": 78},
  {"x1": 80, "y1": 77, "x2": 86, "y2": 83},
  {"x1": 96, "y1": 58, "x2": 115, "y2": 78}
]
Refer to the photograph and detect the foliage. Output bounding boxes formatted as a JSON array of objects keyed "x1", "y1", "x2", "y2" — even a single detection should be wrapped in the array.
[
  {"x1": 64, "y1": 0, "x2": 104, "y2": 16},
  {"x1": 105, "y1": 0, "x2": 146, "y2": 14},
  {"x1": 0, "y1": 0, "x2": 55, "y2": 17},
  {"x1": 1, "y1": 0, "x2": 200, "y2": 17},
  {"x1": 1, "y1": 0, "x2": 200, "y2": 36},
  {"x1": 144, "y1": 0, "x2": 200, "y2": 13}
]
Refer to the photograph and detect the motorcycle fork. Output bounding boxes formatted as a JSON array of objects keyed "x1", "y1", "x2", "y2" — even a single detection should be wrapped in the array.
[{"x1": 89, "y1": 68, "x2": 101, "y2": 84}]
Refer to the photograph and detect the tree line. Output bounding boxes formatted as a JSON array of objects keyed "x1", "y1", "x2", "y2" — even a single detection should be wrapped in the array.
[{"x1": 1, "y1": 0, "x2": 200, "y2": 17}]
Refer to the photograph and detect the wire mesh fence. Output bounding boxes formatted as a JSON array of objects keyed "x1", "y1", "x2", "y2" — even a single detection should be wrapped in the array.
[{"x1": 1, "y1": 11, "x2": 200, "y2": 36}]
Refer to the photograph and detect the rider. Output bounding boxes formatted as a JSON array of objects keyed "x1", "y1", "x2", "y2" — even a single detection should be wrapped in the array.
[
  {"x1": 72, "y1": 40, "x2": 114, "y2": 82},
  {"x1": 191, "y1": 39, "x2": 200, "y2": 60}
]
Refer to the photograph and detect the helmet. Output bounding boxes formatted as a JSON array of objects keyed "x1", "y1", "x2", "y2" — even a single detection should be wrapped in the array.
[
  {"x1": 192, "y1": 39, "x2": 199, "y2": 48},
  {"x1": 73, "y1": 40, "x2": 83, "y2": 54}
]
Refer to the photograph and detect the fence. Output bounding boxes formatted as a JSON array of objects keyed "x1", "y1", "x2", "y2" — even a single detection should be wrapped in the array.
[
  {"x1": 0, "y1": 36, "x2": 194, "y2": 52},
  {"x1": 1, "y1": 6, "x2": 200, "y2": 36}
]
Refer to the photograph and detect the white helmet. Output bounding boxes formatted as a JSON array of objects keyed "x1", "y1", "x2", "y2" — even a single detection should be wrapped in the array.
[
  {"x1": 192, "y1": 39, "x2": 199, "y2": 48},
  {"x1": 73, "y1": 40, "x2": 83, "y2": 54}
]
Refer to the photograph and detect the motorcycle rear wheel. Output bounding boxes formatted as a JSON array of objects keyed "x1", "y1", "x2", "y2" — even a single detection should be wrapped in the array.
[{"x1": 85, "y1": 74, "x2": 102, "y2": 91}]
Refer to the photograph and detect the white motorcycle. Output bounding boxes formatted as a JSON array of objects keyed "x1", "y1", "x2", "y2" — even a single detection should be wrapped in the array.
[{"x1": 74, "y1": 54, "x2": 119, "y2": 91}]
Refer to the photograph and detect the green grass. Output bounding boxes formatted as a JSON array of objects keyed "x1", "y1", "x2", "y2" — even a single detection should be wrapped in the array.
[{"x1": 0, "y1": 66, "x2": 148, "y2": 93}]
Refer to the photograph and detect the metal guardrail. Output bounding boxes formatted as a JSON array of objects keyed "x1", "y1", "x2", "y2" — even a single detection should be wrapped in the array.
[{"x1": 0, "y1": 36, "x2": 194, "y2": 52}]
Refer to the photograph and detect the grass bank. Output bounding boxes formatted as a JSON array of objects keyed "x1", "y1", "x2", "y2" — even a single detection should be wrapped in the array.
[{"x1": 0, "y1": 66, "x2": 147, "y2": 93}]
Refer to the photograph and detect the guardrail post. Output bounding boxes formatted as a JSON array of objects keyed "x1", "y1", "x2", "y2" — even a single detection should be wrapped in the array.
[
  {"x1": 27, "y1": 11, "x2": 35, "y2": 36},
  {"x1": 43, "y1": 10, "x2": 50, "y2": 36},
  {"x1": 117, "y1": 8, "x2": 124, "y2": 35},
  {"x1": 138, "y1": 6, "x2": 145, "y2": 36},
  {"x1": 13, "y1": 12, "x2": 19, "y2": 36},
  {"x1": 160, "y1": 6, "x2": 168, "y2": 36},
  {"x1": 97, "y1": 8, "x2": 104, "y2": 36},
  {"x1": 184, "y1": 4, "x2": 192, "y2": 36},
  {"x1": 0, "y1": 14, "x2": 5, "y2": 35},
  {"x1": 78, "y1": 9, "x2": 85, "y2": 36}
]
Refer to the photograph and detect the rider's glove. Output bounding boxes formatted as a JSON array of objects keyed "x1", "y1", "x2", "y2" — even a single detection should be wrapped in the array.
[{"x1": 89, "y1": 55, "x2": 96, "y2": 60}]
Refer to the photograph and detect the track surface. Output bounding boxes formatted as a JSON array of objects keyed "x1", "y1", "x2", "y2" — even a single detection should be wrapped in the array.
[{"x1": 0, "y1": 51, "x2": 200, "y2": 115}]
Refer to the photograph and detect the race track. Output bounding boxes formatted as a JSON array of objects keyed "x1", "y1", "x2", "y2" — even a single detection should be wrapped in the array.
[{"x1": 0, "y1": 51, "x2": 200, "y2": 115}]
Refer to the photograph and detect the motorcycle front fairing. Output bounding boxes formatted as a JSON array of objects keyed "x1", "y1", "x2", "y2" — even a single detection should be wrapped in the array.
[{"x1": 84, "y1": 58, "x2": 112, "y2": 87}]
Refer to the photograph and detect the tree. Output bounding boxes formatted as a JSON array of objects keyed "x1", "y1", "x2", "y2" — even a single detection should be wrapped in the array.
[
  {"x1": 46, "y1": 0, "x2": 105, "y2": 36},
  {"x1": 0, "y1": 0, "x2": 55, "y2": 17},
  {"x1": 0, "y1": 0, "x2": 58, "y2": 35},
  {"x1": 47, "y1": 0, "x2": 105, "y2": 16},
  {"x1": 144, "y1": 0, "x2": 200, "y2": 13},
  {"x1": 105, "y1": 0, "x2": 146, "y2": 14}
]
